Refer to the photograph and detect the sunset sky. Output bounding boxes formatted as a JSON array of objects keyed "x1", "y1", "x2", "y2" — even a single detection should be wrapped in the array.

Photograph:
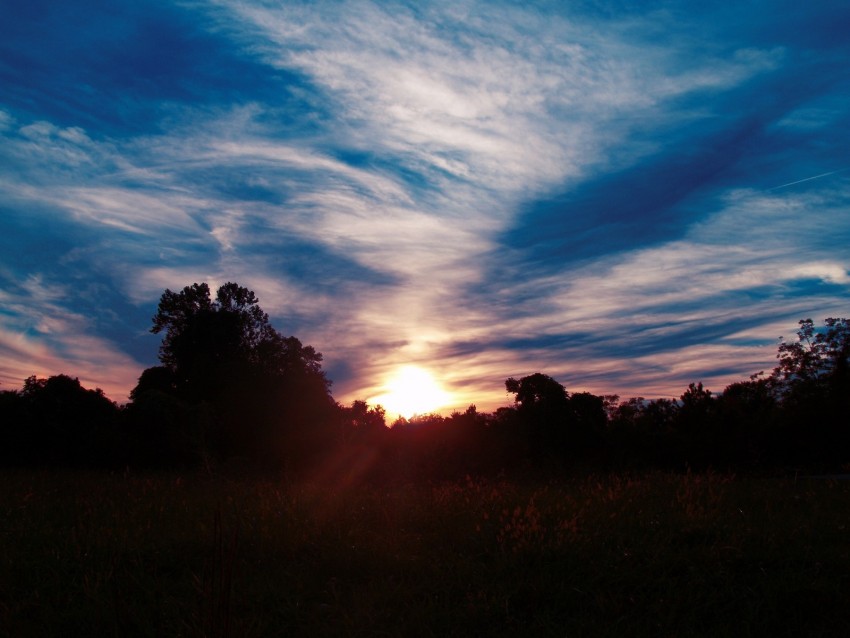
[{"x1": 1, "y1": 0, "x2": 849, "y2": 413}]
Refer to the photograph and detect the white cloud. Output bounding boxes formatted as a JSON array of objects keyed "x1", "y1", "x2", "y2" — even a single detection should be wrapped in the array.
[
  {"x1": 185, "y1": 2, "x2": 794, "y2": 405},
  {"x1": 64, "y1": 187, "x2": 209, "y2": 235},
  {"x1": 446, "y1": 183, "x2": 850, "y2": 404},
  {"x1": 788, "y1": 263, "x2": 850, "y2": 285},
  {"x1": 0, "y1": 110, "x2": 13, "y2": 132},
  {"x1": 1, "y1": 0, "x2": 838, "y2": 410},
  {"x1": 212, "y1": 0, "x2": 781, "y2": 197}
]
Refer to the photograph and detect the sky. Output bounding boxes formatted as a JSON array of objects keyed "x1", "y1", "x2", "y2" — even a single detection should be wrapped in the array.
[{"x1": 1, "y1": 0, "x2": 849, "y2": 414}]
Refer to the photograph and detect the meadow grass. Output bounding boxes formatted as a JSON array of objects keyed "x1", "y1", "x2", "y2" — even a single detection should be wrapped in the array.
[{"x1": 2, "y1": 469, "x2": 849, "y2": 637}]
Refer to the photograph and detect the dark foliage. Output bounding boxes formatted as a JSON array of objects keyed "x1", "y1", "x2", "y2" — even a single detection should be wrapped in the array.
[
  {"x1": 602, "y1": 317, "x2": 850, "y2": 472},
  {"x1": 132, "y1": 281, "x2": 337, "y2": 469},
  {"x1": 501, "y1": 374, "x2": 607, "y2": 467},
  {"x1": 770, "y1": 317, "x2": 850, "y2": 466},
  {"x1": 0, "y1": 375, "x2": 121, "y2": 467},
  {"x1": 1, "y1": 303, "x2": 848, "y2": 476}
]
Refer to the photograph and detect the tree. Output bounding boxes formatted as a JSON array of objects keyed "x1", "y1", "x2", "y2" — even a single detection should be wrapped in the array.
[
  {"x1": 772, "y1": 317, "x2": 850, "y2": 465},
  {"x1": 506, "y1": 373, "x2": 569, "y2": 411},
  {"x1": 147, "y1": 281, "x2": 330, "y2": 396},
  {"x1": 341, "y1": 400, "x2": 387, "y2": 440},
  {"x1": 7, "y1": 375, "x2": 121, "y2": 466},
  {"x1": 715, "y1": 376, "x2": 778, "y2": 466},
  {"x1": 607, "y1": 396, "x2": 681, "y2": 468},
  {"x1": 136, "y1": 282, "x2": 334, "y2": 466},
  {"x1": 129, "y1": 366, "x2": 177, "y2": 401},
  {"x1": 150, "y1": 282, "x2": 301, "y2": 401},
  {"x1": 0, "y1": 387, "x2": 26, "y2": 465},
  {"x1": 774, "y1": 318, "x2": 850, "y2": 387},
  {"x1": 679, "y1": 382, "x2": 714, "y2": 424},
  {"x1": 505, "y1": 373, "x2": 572, "y2": 459},
  {"x1": 569, "y1": 392, "x2": 607, "y2": 437}
]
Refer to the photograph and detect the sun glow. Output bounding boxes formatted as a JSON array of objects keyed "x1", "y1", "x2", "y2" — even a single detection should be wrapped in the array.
[{"x1": 372, "y1": 365, "x2": 450, "y2": 419}]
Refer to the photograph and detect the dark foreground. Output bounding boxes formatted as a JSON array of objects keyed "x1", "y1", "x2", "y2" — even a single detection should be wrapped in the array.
[{"x1": 2, "y1": 469, "x2": 849, "y2": 637}]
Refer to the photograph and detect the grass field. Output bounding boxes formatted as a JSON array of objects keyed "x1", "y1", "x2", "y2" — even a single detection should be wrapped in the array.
[{"x1": 2, "y1": 469, "x2": 849, "y2": 637}]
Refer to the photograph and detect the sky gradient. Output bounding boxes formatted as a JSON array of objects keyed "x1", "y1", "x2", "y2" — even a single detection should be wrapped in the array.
[{"x1": 1, "y1": 0, "x2": 849, "y2": 413}]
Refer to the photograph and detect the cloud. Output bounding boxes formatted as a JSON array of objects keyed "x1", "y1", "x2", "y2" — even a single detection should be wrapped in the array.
[
  {"x1": 0, "y1": 110, "x2": 13, "y2": 132},
  {"x1": 0, "y1": 275, "x2": 142, "y2": 401},
  {"x1": 213, "y1": 1, "x2": 784, "y2": 198},
  {"x1": 1, "y1": 0, "x2": 848, "y2": 412},
  {"x1": 442, "y1": 184, "x2": 850, "y2": 405},
  {"x1": 186, "y1": 1, "x2": 799, "y2": 398}
]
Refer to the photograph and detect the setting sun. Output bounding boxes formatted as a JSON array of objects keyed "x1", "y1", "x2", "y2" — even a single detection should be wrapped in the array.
[{"x1": 372, "y1": 365, "x2": 450, "y2": 419}]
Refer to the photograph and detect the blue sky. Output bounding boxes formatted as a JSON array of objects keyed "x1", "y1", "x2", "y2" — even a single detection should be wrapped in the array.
[{"x1": 1, "y1": 0, "x2": 848, "y2": 411}]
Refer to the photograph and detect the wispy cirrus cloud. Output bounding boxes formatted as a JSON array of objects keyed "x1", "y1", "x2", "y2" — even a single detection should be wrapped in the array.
[
  {"x1": 0, "y1": 0, "x2": 848, "y2": 411},
  {"x1": 447, "y1": 183, "x2": 850, "y2": 400},
  {"x1": 191, "y1": 1, "x2": 805, "y2": 402},
  {"x1": 214, "y1": 1, "x2": 784, "y2": 194},
  {"x1": 0, "y1": 274, "x2": 142, "y2": 400}
]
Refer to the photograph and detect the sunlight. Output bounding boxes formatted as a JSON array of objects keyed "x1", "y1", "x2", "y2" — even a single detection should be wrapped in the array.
[{"x1": 372, "y1": 365, "x2": 450, "y2": 419}]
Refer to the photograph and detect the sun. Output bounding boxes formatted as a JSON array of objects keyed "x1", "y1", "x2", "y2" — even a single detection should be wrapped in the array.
[{"x1": 373, "y1": 365, "x2": 450, "y2": 419}]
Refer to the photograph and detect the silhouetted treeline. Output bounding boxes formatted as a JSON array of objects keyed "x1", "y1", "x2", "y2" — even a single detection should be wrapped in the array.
[
  {"x1": 1, "y1": 282, "x2": 848, "y2": 478},
  {"x1": 0, "y1": 374, "x2": 122, "y2": 467}
]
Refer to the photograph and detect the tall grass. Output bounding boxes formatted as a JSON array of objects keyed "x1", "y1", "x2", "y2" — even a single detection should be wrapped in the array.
[{"x1": 1, "y1": 469, "x2": 849, "y2": 636}]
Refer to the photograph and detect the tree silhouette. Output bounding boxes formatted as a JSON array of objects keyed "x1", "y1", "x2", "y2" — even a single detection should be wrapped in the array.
[
  {"x1": 506, "y1": 373, "x2": 586, "y2": 462},
  {"x1": 569, "y1": 391, "x2": 607, "y2": 448},
  {"x1": 3, "y1": 375, "x2": 121, "y2": 466},
  {"x1": 4, "y1": 306, "x2": 847, "y2": 474},
  {"x1": 774, "y1": 318, "x2": 849, "y2": 384},
  {"x1": 134, "y1": 282, "x2": 335, "y2": 467},
  {"x1": 678, "y1": 382, "x2": 714, "y2": 424},
  {"x1": 772, "y1": 317, "x2": 850, "y2": 465},
  {"x1": 342, "y1": 400, "x2": 387, "y2": 437},
  {"x1": 715, "y1": 376, "x2": 777, "y2": 466}
]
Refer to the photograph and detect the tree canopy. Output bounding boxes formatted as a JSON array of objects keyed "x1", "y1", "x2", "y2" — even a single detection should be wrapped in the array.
[
  {"x1": 2, "y1": 308, "x2": 849, "y2": 476},
  {"x1": 131, "y1": 282, "x2": 335, "y2": 466},
  {"x1": 149, "y1": 282, "x2": 328, "y2": 402}
]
